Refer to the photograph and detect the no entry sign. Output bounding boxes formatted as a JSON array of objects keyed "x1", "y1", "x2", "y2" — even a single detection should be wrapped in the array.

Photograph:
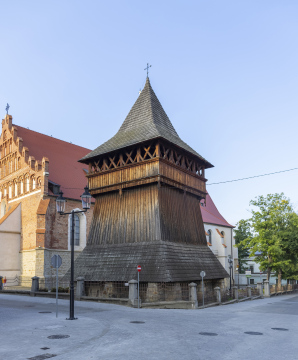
[{"x1": 137, "y1": 265, "x2": 141, "y2": 272}]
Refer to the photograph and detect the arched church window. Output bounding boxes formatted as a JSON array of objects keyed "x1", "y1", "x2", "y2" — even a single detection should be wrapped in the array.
[
  {"x1": 25, "y1": 176, "x2": 30, "y2": 192},
  {"x1": 14, "y1": 181, "x2": 18, "y2": 197},
  {"x1": 221, "y1": 231, "x2": 226, "y2": 245},
  {"x1": 208, "y1": 229, "x2": 212, "y2": 245},
  {"x1": 68, "y1": 210, "x2": 87, "y2": 250}
]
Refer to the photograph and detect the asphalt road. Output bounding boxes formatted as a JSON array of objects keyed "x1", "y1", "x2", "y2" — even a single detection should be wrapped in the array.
[{"x1": 0, "y1": 293, "x2": 297, "y2": 360}]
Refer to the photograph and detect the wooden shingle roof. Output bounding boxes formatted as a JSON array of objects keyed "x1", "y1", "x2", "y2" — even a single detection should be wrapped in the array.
[
  {"x1": 66, "y1": 241, "x2": 229, "y2": 283},
  {"x1": 80, "y1": 78, "x2": 213, "y2": 168}
]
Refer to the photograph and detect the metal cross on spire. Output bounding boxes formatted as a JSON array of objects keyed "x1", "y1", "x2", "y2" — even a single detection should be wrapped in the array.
[
  {"x1": 144, "y1": 63, "x2": 152, "y2": 78},
  {"x1": 5, "y1": 103, "x2": 10, "y2": 115}
]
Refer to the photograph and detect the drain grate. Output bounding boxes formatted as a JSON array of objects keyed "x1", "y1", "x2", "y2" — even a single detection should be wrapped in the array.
[
  {"x1": 244, "y1": 332, "x2": 263, "y2": 335},
  {"x1": 39, "y1": 311, "x2": 52, "y2": 314},
  {"x1": 27, "y1": 354, "x2": 57, "y2": 360},
  {"x1": 47, "y1": 335, "x2": 70, "y2": 339},
  {"x1": 272, "y1": 328, "x2": 289, "y2": 331},
  {"x1": 40, "y1": 347, "x2": 50, "y2": 350},
  {"x1": 199, "y1": 332, "x2": 218, "y2": 336},
  {"x1": 130, "y1": 321, "x2": 145, "y2": 324}
]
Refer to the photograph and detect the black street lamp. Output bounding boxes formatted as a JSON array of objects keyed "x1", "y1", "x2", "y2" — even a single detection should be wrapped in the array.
[
  {"x1": 228, "y1": 255, "x2": 233, "y2": 292},
  {"x1": 56, "y1": 186, "x2": 91, "y2": 320}
]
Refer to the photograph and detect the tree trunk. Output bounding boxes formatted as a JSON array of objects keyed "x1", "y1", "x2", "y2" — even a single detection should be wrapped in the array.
[
  {"x1": 267, "y1": 268, "x2": 271, "y2": 281},
  {"x1": 267, "y1": 254, "x2": 271, "y2": 281},
  {"x1": 278, "y1": 269, "x2": 282, "y2": 291}
]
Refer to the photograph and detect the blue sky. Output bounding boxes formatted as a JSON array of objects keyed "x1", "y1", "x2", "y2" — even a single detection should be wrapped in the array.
[{"x1": 1, "y1": 1, "x2": 297, "y2": 225}]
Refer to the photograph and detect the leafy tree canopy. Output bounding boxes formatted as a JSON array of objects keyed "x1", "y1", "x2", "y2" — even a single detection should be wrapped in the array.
[
  {"x1": 234, "y1": 219, "x2": 251, "y2": 273},
  {"x1": 238, "y1": 193, "x2": 298, "y2": 281}
]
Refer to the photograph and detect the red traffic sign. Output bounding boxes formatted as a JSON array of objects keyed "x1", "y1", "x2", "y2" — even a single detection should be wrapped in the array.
[{"x1": 137, "y1": 265, "x2": 141, "y2": 272}]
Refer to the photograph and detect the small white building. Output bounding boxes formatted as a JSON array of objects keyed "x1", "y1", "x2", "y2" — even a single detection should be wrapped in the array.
[{"x1": 201, "y1": 194, "x2": 237, "y2": 284}]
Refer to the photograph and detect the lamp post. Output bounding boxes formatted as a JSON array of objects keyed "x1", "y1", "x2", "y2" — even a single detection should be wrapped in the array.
[
  {"x1": 56, "y1": 186, "x2": 91, "y2": 320},
  {"x1": 228, "y1": 255, "x2": 233, "y2": 292}
]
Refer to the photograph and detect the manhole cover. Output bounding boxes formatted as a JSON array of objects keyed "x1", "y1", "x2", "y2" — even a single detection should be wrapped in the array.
[
  {"x1": 27, "y1": 354, "x2": 57, "y2": 359},
  {"x1": 199, "y1": 332, "x2": 218, "y2": 336},
  {"x1": 244, "y1": 332, "x2": 263, "y2": 335},
  {"x1": 47, "y1": 335, "x2": 70, "y2": 339},
  {"x1": 39, "y1": 312, "x2": 52, "y2": 314},
  {"x1": 40, "y1": 347, "x2": 50, "y2": 350},
  {"x1": 130, "y1": 321, "x2": 145, "y2": 324},
  {"x1": 272, "y1": 328, "x2": 289, "y2": 331}
]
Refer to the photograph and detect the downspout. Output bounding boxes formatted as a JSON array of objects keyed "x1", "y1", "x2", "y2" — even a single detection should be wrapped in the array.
[{"x1": 231, "y1": 227, "x2": 234, "y2": 285}]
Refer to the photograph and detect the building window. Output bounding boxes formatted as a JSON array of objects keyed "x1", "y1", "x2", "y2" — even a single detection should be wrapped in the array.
[
  {"x1": 9, "y1": 185, "x2": 12, "y2": 198},
  {"x1": 68, "y1": 210, "x2": 87, "y2": 250},
  {"x1": 208, "y1": 229, "x2": 212, "y2": 245},
  {"x1": 70, "y1": 214, "x2": 80, "y2": 246},
  {"x1": 250, "y1": 278, "x2": 254, "y2": 285},
  {"x1": 32, "y1": 178, "x2": 36, "y2": 190},
  {"x1": 26, "y1": 177, "x2": 29, "y2": 192},
  {"x1": 14, "y1": 182, "x2": 18, "y2": 197},
  {"x1": 20, "y1": 180, "x2": 23, "y2": 194},
  {"x1": 221, "y1": 231, "x2": 225, "y2": 245}
]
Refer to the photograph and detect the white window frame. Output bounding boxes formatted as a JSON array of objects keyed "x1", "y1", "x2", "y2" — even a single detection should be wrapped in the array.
[{"x1": 68, "y1": 209, "x2": 87, "y2": 251}]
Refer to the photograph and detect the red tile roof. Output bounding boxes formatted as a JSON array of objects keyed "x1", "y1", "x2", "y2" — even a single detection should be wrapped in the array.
[
  {"x1": 15, "y1": 125, "x2": 90, "y2": 200},
  {"x1": 201, "y1": 194, "x2": 234, "y2": 228}
]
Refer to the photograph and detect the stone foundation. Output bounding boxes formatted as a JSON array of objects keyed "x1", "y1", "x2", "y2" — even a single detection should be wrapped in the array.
[{"x1": 84, "y1": 279, "x2": 227, "y2": 303}]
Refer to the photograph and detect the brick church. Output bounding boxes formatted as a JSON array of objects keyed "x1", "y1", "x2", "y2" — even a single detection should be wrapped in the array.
[
  {"x1": 0, "y1": 79, "x2": 237, "y2": 291},
  {"x1": 0, "y1": 114, "x2": 93, "y2": 288}
]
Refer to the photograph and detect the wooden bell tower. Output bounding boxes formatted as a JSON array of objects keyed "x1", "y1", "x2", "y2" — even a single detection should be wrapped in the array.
[{"x1": 74, "y1": 78, "x2": 228, "y2": 284}]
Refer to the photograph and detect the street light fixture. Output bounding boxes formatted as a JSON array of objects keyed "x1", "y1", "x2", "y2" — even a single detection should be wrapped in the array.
[{"x1": 56, "y1": 186, "x2": 91, "y2": 320}]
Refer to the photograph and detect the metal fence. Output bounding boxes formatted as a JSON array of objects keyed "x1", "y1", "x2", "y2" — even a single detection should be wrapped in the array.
[{"x1": 84, "y1": 281, "x2": 129, "y2": 298}]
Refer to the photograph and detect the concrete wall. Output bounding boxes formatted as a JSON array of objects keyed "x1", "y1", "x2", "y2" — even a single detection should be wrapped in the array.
[{"x1": 0, "y1": 203, "x2": 21, "y2": 280}]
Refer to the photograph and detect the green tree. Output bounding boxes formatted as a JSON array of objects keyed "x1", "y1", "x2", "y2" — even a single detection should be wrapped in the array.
[
  {"x1": 239, "y1": 193, "x2": 298, "y2": 286},
  {"x1": 234, "y1": 219, "x2": 251, "y2": 273},
  {"x1": 278, "y1": 212, "x2": 298, "y2": 282}
]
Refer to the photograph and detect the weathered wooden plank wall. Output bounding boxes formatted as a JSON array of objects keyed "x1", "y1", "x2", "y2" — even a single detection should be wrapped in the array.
[
  {"x1": 88, "y1": 184, "x2": 160, "y2": 245},
  {"x1": 88, "y1": 183, "x2": 206, "y2": 246},
  {"x1": 159, "y1": 186, "x2": 207, "y2": 245}
]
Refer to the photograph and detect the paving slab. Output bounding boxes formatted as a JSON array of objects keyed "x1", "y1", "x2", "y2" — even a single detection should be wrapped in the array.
[{"x1": 0, "y1": 293, "x2": 297, "y2": 360}]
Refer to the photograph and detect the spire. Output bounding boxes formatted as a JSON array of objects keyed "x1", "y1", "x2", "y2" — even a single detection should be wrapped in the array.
[{"x1": 80, "y1": 79, "x2": 212, "y2": 167}]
